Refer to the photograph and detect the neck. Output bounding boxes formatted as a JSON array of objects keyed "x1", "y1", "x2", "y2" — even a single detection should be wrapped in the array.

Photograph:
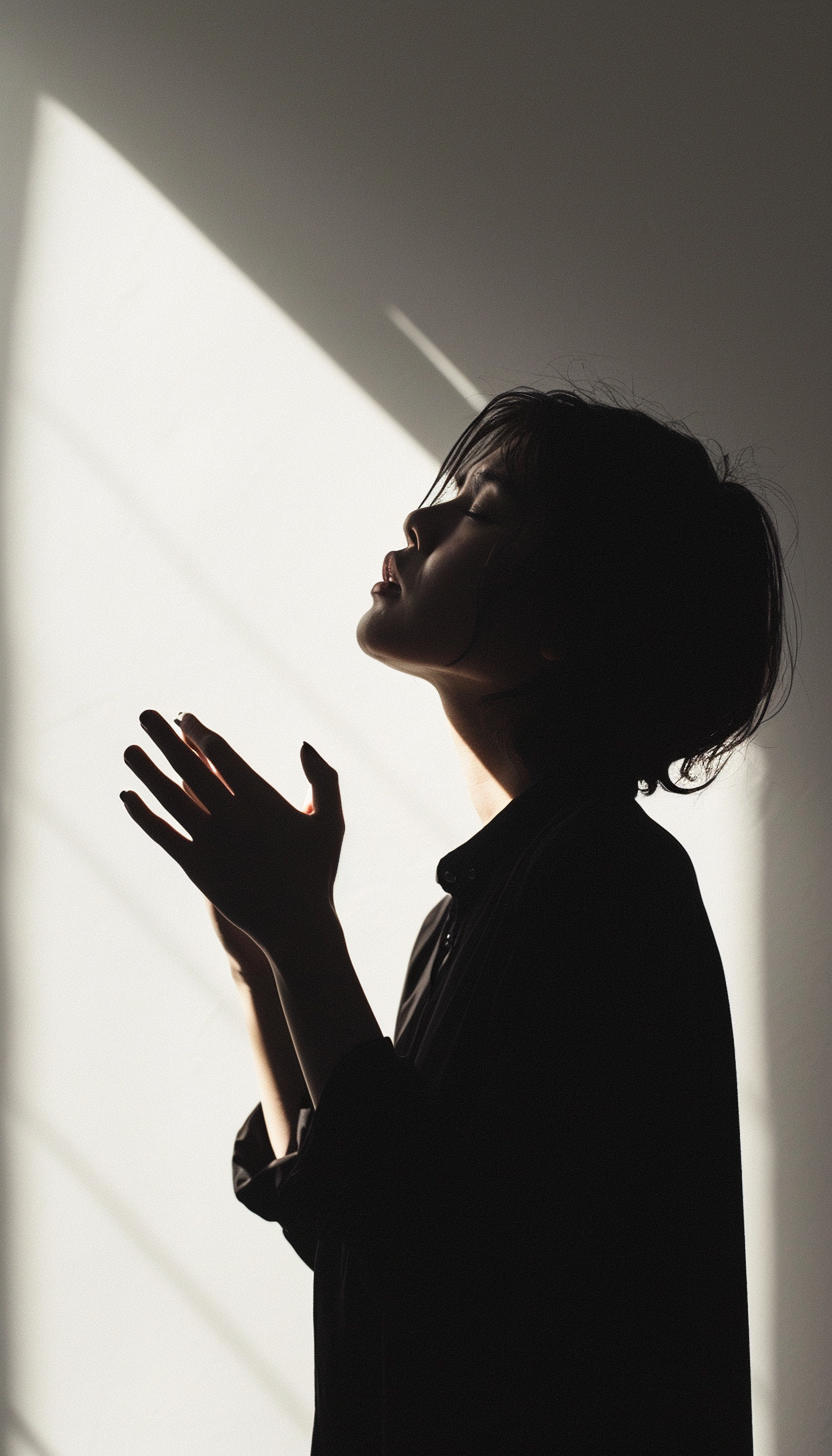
[
  {"x1": 447, "y1": 723, "x2": 519, "y2": 824},
  {"x1": 440, "y1": 688, "x2": 536, "y2": 826},
  {"x1": 437, "y1": 674, "x2": 599, "y2": 826}
]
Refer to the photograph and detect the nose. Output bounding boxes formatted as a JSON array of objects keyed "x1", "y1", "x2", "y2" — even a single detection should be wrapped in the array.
[
  {"x1": 403, "y1": 508, "x2": 421, "y2": 549},
  {"x1": 403, "y1": 502, "x2": 445, "y2": 553}
]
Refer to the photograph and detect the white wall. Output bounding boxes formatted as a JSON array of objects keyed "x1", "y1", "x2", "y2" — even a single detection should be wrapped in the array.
[
  {"x1": 0, "y1": 4, "x2": 828, "y2": 1453},
  {"x1": 3, "y1": 98, "x2": 475, "y2": 1456}
]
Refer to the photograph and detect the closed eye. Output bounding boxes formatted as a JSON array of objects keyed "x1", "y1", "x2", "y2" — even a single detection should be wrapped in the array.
[{"x1": 465, "y1": 507, "x2": 496, "y2": 522}]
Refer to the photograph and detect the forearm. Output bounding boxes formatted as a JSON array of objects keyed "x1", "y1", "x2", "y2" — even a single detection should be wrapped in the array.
[
  {"x1": 234, "y1": 969, "x2": 312, "y2": 1158},
  {"x1": 265, "y1": 906, "x2": 383, "y2": 1107}
]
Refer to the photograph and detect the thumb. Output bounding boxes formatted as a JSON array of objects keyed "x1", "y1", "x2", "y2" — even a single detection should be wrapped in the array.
[{"x1": 300, "y1": 742, "x2": 343, "y2": 824}]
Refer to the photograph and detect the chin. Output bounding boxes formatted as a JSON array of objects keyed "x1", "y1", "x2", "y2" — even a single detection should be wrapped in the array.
[
  {"x1": 355, "y1": 605, "x2": 428, "y2": 678},
  {"x1": 356, "y1": 603, "x2": 394, "y2": 662}
]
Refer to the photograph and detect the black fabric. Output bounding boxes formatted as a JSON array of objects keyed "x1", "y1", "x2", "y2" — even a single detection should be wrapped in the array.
[{"x1": 233, "y1": 778, "x2": 753, "y2": 1454}]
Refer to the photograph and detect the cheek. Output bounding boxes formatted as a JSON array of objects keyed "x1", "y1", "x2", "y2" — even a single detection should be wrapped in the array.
[
  {"x1": 356, "y1": 547, "x2": 486, "y2": 666},
  {"x1": 431, "y1": 525, "x2": 504, "y2": 595},
  {"x1": 415, "y1": 543, "x2": 493, "y2": 640}
]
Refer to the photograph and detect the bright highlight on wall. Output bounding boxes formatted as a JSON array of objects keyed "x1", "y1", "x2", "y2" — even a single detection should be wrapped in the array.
[{"x1": 4, "y1": 96, "x2": 776, "y2": 1456}]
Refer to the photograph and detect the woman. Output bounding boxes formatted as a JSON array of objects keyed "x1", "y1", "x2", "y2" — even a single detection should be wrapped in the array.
[{"x1": 122, "y1": 388, "x2": 791, "y2": 1453}]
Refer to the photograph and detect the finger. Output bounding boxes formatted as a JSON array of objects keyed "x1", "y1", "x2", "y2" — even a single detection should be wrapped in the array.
[
  {"x1": 182, "y1": 780, "x2": 207, "y2": 809},
  {"x1": 178, "y1": 718, "x2": 234, "y2": 793},
  {"x1": 175, "y1": 712, "x2": 263, "y2": 797},
  {"x1": 124, "y1": 744, "x2": 210, "y2": 834},
  {"x1": 300, "y1": 741, "x2": 343, "y2": 826},
  {"x1": 120, "y1": 789, "x2": 193, "y2": 863},
  {"x1": 138, "y1": 710, "x2": 229, "y2": 810}
]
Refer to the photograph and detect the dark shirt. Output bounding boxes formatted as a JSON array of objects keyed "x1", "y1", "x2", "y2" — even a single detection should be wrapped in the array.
[{"x1": 233, "y1": 777, "x2": 753, "y2": 1454}]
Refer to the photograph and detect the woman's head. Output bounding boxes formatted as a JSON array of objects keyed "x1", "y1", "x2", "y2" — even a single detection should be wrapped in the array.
[{"x1": 358, "y1": 386, "x2": 795, "y2": 794}]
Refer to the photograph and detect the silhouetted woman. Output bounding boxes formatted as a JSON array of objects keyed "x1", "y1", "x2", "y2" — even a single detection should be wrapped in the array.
[{"x1": 122, "y1": 389, "x2": 792, "y2": 1453}]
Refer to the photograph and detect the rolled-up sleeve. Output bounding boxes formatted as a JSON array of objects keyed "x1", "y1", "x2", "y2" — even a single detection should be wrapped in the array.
[
  {"x1": 232, "y1": 1101, "x2": 317, "y2": 1266},
  {"x1": 233, "y1": 1036, "x2": 433, "y2": 1265}
]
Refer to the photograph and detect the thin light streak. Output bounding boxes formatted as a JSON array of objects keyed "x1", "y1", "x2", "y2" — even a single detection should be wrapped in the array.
[{"x1": 386, "y1": 306, "x2": 488, "y2": 412}]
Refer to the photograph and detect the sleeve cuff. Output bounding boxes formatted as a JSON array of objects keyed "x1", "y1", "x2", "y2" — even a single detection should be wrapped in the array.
[
  {"x1": 231, "y1": 1101, "x2": 320, "y2": 1269},
  {"x1": 274, "y1": 1035, "x2": 430, "y2": 1246},
  {"x1": 232, "y1": 1102, "x2": 314, "y2": 1217}
]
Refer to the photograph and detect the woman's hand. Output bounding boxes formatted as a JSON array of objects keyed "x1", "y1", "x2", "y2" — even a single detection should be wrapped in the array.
[
  {"x1": 121, "y1": 710, "x2": 344, "y2": 954},
  {"x1": 122, "y1": 709, "x2": 381, "y2": 1104}
]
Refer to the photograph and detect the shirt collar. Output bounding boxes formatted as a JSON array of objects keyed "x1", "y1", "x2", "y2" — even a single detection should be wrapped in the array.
[{"x1": 436, "y1": 771, "x2": 637, "y2": 904}]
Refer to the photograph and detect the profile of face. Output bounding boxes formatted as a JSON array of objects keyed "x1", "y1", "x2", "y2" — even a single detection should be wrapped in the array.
[{"x1": 356, "y1": 451, "x2": 561, "y2": 699}]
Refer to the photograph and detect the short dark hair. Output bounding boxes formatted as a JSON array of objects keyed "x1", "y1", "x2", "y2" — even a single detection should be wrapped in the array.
[{"x1": 429, "y1": 387, "x2": 797, "y2": 794}]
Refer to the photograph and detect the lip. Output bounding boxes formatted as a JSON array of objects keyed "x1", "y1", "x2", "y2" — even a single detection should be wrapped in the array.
[
  {"x1": 371, "y1": 550, "x2": 403, "y2": 597},
  {"x1": 383, "y1": 551, "x2": 402, "y2": 586}
]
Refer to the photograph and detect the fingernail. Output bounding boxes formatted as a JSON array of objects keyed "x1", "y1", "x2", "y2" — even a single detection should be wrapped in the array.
[
  {"x1": 139, "y1": 710, "x2": 152, "y2": 728},
  {"x1": 119, "y1": 790, "x2": 129, "y2": 802}
]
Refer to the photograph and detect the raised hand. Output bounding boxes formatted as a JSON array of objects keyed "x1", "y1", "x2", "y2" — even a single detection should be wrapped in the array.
[{"x1": 121, "y1": 711, "x2": 344, "y2": 954}]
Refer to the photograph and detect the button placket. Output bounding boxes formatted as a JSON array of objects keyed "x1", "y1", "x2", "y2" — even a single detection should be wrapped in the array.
[{"x1": 429, "y1": 901, "x2": 458, "y2": 994}]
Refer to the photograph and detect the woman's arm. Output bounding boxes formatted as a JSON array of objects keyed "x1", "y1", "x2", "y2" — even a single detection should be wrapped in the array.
[
  {"x1": 211, "y1": 906, "x2": 310, "y2": 1158},
  {"x1": 262, "y1": 904, "x2": 383, "y2": 1107}
]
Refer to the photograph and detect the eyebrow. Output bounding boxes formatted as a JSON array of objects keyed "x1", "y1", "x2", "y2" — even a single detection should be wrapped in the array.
[{"x1": 460, "y1": 464, "x2": 511, "y2": 491}]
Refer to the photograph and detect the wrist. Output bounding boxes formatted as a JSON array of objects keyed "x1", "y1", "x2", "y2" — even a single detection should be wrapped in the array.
[{"x1": 263, "y1": 900, "x2": 345, "y2": 974}]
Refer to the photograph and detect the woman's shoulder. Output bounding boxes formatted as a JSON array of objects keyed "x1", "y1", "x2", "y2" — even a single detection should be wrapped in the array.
[
  {"x1": 514, "y1": 793, "x2": 726, "y2": 1028},
  {"x1": 531, "y1": 790, "x2": 698, "y2": 893},
  {"x1": 521, "y1": 791, "x2": 715, "y2": 969}
]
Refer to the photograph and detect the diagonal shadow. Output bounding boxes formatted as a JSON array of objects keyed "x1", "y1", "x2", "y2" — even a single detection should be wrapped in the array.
[
  {"x1": 13, "y1": 383, "x2": 457, "y2": 846},
  {"x1": 16, "y1": 783, "x2": 241, "y2": 1031},
  {"x1": 7, "y1": 1406, "x2": 61, "y2": 1456},
  {"x1": 12, "y1": 1102, "x2": 313, "y2": 1434}
]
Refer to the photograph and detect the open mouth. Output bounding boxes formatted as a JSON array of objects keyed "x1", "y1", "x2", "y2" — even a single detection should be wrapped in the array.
[
  {"x1": 372, "y1": 551, "x2": 402, "y2": 596},
  {"x1": 382, "y1": 552, "x2": 401, "y2": 587}
]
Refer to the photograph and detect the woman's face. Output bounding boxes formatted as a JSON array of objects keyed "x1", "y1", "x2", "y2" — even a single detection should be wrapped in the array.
[{"x1": 357, "y1": 451, "x2": 558, "y2": 692}]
